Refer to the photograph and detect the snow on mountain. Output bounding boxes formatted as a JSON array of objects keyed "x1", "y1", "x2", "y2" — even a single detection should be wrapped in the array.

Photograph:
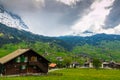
[{"x1": 0, "y1": 5, "x2": 28, "y2": 30}]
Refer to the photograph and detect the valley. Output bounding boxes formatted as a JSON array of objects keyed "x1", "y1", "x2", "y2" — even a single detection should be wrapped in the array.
[{"x1": 1, "y1": 23, "x2": 120, "y2": 65}]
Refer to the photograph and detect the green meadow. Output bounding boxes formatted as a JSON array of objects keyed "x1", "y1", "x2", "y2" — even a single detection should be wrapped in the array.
[{"x1": 1, "y1": 68, "x2": 120, "y2": 80}]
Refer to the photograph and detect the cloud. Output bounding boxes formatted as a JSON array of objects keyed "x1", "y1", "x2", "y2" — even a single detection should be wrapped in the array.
[
  {"x1": 71, "y1": 0, "x2": 115, "y2": 34},
  {"x1": 104, "y1": 0, "x2": 120, "y2": 29},
  {"x1": 99, "y1": 24, "x2": 120, "y2": 35},
  {"x1": 0, "y1": 0, "x2": 95, "y2": 36},
  {"x1": 0, "y1": 0, "x2": 44, "y2": 12},
  {"x1": 0, "y1": 0, "x2": 120, "y2": 36},
  {"x1": 58, "y1": 0, "x2": 94, "y2": 26},
  {"x1": 56, "y1": 0, "x2": 80, "y2": 5}
]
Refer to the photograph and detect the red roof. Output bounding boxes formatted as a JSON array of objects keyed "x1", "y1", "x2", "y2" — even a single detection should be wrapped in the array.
[{"x1": 49, "y1": 63, "x2": 57, "y2": 67}]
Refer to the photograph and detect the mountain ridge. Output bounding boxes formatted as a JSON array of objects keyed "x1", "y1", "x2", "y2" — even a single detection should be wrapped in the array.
[
  {"x1": 58, "y1": 33, "x2": 120, "y2": 47},
  {"x1": 1, "y1": 22, "x2": 120, "y2": 50},
  {"x1": 0, "y1": 23, "x2": 71, "y2": 51},
  {"x1": 1, "y1": 23, "x2": 120, "y2": 61}
]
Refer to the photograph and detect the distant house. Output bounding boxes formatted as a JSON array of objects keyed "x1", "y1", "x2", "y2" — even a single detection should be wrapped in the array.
[
  {"x1": 102, "y1": 61, "x2": 120, "y2": 69},
  {"x1": 109, "y1": 62, "x2": 120, "y2": 69},
  {"x1": 114, "y1": 63, "x2": 120, "y2": 69},
  {"x1": 70, "y1": 62, "x2": 80, "y2": 68},
  {"x1": 83, "y1": 62, "x2": 93, "y2": 68},
  {"x1": 0, "y1": 49, "x2": 50, "y2": 76},
  {"x1": 102, "y1": 62, "x2": 109, "y2": 68},
  {"x1": 49, "y1": 63, "x2": 57, "y2": 69},
  {"x1": 56, "y1": 57, "x2": 63, "y2": 61}
]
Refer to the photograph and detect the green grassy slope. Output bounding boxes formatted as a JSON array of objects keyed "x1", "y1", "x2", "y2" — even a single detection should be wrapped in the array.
[{"x1": 0, "y1": 42, "x2": 68, "y2": 63}]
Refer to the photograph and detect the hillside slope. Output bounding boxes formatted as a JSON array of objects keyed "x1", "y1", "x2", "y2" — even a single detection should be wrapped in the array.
[{"x1": 1, "y1": 23, "x2": 120, "y2": 61}]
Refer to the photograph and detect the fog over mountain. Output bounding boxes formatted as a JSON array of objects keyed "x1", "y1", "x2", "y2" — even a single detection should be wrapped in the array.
[{"x1": 0, "y1": 0, "x2": 120, "y2": 36}]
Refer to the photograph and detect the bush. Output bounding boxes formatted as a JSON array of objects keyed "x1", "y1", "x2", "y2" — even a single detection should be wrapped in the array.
[{"x1": 93, "y1": 58, "x2": 102, "y2": 69}]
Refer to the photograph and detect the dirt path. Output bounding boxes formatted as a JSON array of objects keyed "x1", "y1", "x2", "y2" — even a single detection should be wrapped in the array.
[{"x1": 48, "y1": 68, "x2": 64, "y2": 72}]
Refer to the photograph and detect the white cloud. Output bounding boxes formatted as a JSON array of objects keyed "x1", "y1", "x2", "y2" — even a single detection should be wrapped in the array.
[
  {"x1": 34, "y1": 0, "x2": 45, "y2": 8},
  {"x1": 1, "y1": 0, "x2": 119, "y2": 36},
  {"x1": 71, "y1": 0, "x2": 115, "y2": 34},
  {"x1": 0, "y1": 0, "x2": 45, "y2": 12},
  {"x1": 102, "y1": 24, "x2": 120, "y2": 34},
  {"x1": 86, "y1": 23, "x2": 120, "y2": 35},
  {"x1": 114, "y1": 25, "x2": 120, "y2": 34},
  {"x1": 56, "y1": 0, "x2": 80, "y2": 5}
]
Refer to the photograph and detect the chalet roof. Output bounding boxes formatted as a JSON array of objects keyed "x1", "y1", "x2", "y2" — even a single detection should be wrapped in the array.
[
  {"x1": 0, "y1": 49, "x2": 50, "y2": 64},
  {"x1": 0, "y1": 49, "x2": 30, "y2": 64}
]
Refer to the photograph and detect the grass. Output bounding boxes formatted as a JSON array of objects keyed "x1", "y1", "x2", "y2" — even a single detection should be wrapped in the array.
[{"x1": 1, "y1": 68, "x2": 120, "y2": 80}]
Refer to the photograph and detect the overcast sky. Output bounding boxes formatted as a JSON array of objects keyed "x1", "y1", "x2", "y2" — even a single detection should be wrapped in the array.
[{"x1": 0, "y1": 0, "x2": 120, "y2": 36}]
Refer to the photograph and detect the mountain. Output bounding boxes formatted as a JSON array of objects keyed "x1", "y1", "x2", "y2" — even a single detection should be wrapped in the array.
[
  {"x1": 1, "y1": 23, "x2": 120, "y2": 61},
  {"x1": 0, "y1": 5, "x2": 28, "y2": 30},
  {"x1": 58, "y1": 34, "x2": 120, "y2": 61},
  {"x1": 0, "y1": 23, "x2": 70, "y2": 51},
  {"x1": 1, "y1": 22, "x2": 120, "y2": 51},
  {"x1": 58, "y1": 34, "x2": 120, "y2": 47}
]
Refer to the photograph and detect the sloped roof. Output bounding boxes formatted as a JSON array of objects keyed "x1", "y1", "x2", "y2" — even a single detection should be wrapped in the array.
[
  {"x1": 0, "y1": 49, "x2": 30, "y2": 64},
  {"x1": 49, "y1": 63, "x2": 57, "y2": 67}
]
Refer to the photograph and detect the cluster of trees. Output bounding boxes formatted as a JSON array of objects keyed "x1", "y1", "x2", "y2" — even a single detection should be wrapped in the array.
[{"x1": 93, "y1": 58, "x2": 102, "y2": 69}]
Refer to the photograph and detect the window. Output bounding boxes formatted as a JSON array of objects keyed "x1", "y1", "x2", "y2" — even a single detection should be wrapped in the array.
[
  {"x1": 16, "y1": 57, "x2": 20, "y2": 63},
  {"x1": 16, "y1": 56, "x2": 28, "y2": 63},
  {"x1": 31, "y1": 56, "x2": 37, "y2": 62},
  {"x1": 24, "y1": 57, "x2": 28, "y2": 62},
  {"x1": 33, "y1": 66, "x2": 37, "y2": 69},
  {"x1": 21, "y1": 55, "x2": 25, "y2": 62},
  {"x1": 21, "y1": 65, "x2": 26, "y2": 70}
]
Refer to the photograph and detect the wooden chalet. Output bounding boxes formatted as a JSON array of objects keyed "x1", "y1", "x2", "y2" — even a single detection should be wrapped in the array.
[{"x1": 0, "y1": 49, "x2": 50, "y2": 75}]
